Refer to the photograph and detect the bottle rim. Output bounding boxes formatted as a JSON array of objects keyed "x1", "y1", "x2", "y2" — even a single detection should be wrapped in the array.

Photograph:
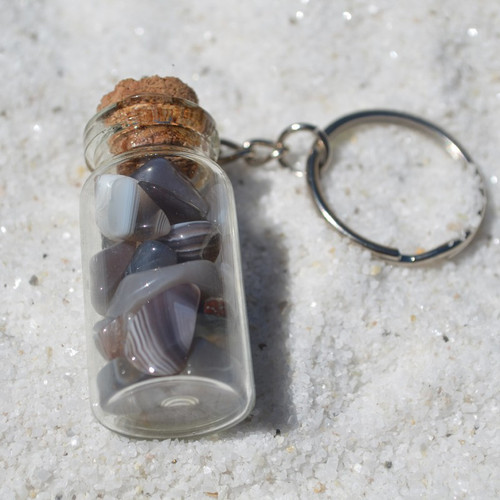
[{"x1": 84, "y1": 94, "x2": 219, "y2": 171}]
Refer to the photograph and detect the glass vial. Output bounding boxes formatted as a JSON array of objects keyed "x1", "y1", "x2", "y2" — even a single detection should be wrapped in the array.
[{"x1": 81, "y1": 93, "x2": 255, "y2": 438}]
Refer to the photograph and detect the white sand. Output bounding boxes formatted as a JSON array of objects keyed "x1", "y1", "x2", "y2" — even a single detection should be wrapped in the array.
[{"x1": 0, "y1": 1, "x2": 499, "y2": 498}]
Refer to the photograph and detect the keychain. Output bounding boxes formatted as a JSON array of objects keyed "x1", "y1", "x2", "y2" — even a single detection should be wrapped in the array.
[
  {"x1": 219, "y1": 110, "x2": 486, "y2": 264},
  {"x1": 80, "y1": 76, "x2": 486, "y2": 439}
]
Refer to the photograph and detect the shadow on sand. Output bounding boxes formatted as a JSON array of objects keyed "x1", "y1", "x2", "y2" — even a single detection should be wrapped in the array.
[{"x1": 222, "y1": 161, "x2": 297, "y2": 437}]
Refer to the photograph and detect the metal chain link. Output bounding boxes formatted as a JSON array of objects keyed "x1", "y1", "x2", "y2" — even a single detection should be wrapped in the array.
[
  {"x1": 219, "y1": 122, "x2": 331, "y2": 176},
  {"x1": 218, "y1": 138, "x2": 287, "y2": 166}
]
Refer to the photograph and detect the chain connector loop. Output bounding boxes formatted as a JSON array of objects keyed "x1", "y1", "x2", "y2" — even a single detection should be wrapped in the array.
[
  {"x1": 219, "y1": 122, "x2": 331, "y2": 173},
  {"x1": 242, "y1": 139, "x2": 287, "y2": 166},
  {"x1": 219, "y1": 138, "x2": 287, "y2": 166},
  {"x1": 219, "y1": 139, "x2": 253, "y2": 165},
  {"x1": 276, "y1": 122, "x2": 331, "y2": 176}
]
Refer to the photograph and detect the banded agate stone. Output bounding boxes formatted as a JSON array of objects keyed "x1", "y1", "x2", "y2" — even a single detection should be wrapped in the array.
[
  {"x1": 124, "y1": 283, "x2": 201, "y2": 376},
  {"x1": 94, "y1": 316, "x2": 126, "y2": 360},
  {"x1": 126, "y1": 240, "x2": 177, "y2": 275},
  {"x1": 89, "y1": 241, "x2": 136, "y2": 315},
  {"x1": 184, "y1": 337, "x2": 232, "y2": 381},
  {"x1": 161, "y1": 221, "x2": 221, "y2": 262},
  {"x1": 132, "y1": 158, "x2": 209, "y2": 224},
  {"x1": 95, "y1": 174, "x2": 140, "y2": 240},
  {"x1": 94, "y1": 174, "x2": 171, "y2": 242},
  {"x1": 106, "y1": 260, "x2": 222, "y2": 318}
]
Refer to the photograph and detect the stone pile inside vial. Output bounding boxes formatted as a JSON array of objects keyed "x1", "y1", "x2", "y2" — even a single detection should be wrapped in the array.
[{"x1": 90, "y1": 156, "x2": 225, "y2": 410}]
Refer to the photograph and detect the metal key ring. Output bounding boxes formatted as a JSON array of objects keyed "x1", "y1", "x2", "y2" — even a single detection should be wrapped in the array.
[{"x1": 306, "y1": 109, "x2": 487, "y2": 264}]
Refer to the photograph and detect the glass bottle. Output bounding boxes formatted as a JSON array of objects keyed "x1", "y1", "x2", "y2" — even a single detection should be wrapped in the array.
[{"x1": 81, "y1": 94, "x2": 255, "y2": 438}]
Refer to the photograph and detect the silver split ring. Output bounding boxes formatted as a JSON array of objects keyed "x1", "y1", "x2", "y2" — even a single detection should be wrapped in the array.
[{"x1": 306, "y1": 109, "x2": 487, "y2": 264}]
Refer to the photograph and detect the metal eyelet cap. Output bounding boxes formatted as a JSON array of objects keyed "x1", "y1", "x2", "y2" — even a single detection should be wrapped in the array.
[{"x1": 306, "y1": 109, "x2": 487, "y2": 264}]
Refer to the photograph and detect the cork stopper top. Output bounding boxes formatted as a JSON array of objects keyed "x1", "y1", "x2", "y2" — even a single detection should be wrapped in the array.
[
  {"x1": 85, "y1": 75, "x2": 218, "y2": 173},
  {"x1": 97, "y1": 75, "x2": 198, "y2": 111}
]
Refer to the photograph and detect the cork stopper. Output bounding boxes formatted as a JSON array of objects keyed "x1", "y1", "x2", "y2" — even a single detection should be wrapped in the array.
[
  {"x1": 88, "y1": 76, "x2": 218, "y2": 176},
  {"x1": 97, "y1": 75, "x2": 198, "y2": 111}
]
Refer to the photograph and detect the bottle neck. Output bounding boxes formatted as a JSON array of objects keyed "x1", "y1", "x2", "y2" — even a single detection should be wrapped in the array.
[{"x1": 84, "y1": 94, "x2": 219, "y2": 171}]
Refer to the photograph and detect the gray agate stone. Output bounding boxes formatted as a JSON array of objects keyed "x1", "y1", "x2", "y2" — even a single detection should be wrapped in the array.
[
  {"x1": 124, "y1": 283, "x2": 200, "y2": 376},
  {"x1": 94, "y1": 316, "x2": 126, "y2": 360},
  {"x1": 94, "y1": 173, "x2": 171, "y2": 242},
  {"x1": 95, "y1": 174, "x2": 140, "y2": 241},
  {"x1": 89, "y1": 241, "x2": 136, "y2": 315},
  {"x1": 160, "y1": 221, "x2": 221, "y2": 262},
  {"x1": 134, "y1": 186, "x2": 171, "y2": 241},
  {"x1": 106, "y1": 260, "x2": 222, "y2": 318},
  {"x1": 183, "y1": 337, "x2": 232, "y2": 383},
  {"x1": 132, "y1": 158, "x2": 209, "y2": 224},
  {"x1": 125, "y1": 240, "x2": 177, "y2": 275}
]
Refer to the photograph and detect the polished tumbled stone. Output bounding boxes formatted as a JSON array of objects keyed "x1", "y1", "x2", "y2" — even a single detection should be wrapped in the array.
[
  {"x1": 124, "y1": 283, "x2": 200, "y2": 376},
  {"x1": 202, "y1": 297, "x2": 226, "y2": 317},
  {"x1": 94, "y1": 173, "x2": 171, "y2": 242},
  {"x1": 132, "y1": 157, "x2": 209, "y2": 224},
  {"x1": 94, "y1": 316, "x2": 127, "y2": 360},
  {"x1": 106, "y1": 260, "x2": 222, "y2": 318},
  {"x1": 89, "y1": 241, "x2": 136, "y2": 315},
  {"x1": 95, "y1": 174, "x2": 140, "y2": 241},
  {"x1": 160, "y1": 221, "x2": 221, "y2": 262},
  {"x1": 182, "y1": 337, "x2": 232, "y2": 382},
  {"x1": 126, "y1": 240, "x2": 177, "y2": 275},
  {"x1": 134, "y1": 186, "x2": 171, "y2": 241}
]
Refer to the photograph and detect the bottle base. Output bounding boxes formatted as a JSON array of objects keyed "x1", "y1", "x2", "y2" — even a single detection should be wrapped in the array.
[{"x1": 93, "y1": 375, "x2": 253, "y2": 439}]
